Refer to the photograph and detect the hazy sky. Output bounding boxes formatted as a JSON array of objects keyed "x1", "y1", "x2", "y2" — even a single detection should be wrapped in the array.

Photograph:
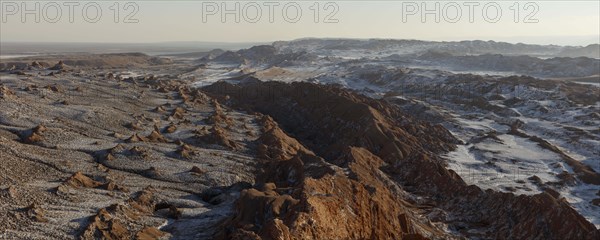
[{"x1": 1, "y1": 1, "x2": 599, "y2": 46}]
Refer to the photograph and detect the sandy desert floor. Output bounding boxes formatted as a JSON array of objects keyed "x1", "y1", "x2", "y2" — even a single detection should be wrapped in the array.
[{"x1": 0, "y1": 54, "x2": 263, "y2": 239}]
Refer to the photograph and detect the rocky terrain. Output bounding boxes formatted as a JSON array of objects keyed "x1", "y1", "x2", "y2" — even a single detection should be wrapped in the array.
[
  {"x1": 202, "y1": 81, "x2": 598, "y2": 239},
  {"x1": 1, "y1": 38, "x2": 600, "y2": 240},
  {"x1": 190, "y1": 38, "x2": 600, "y2": 232},
  {"x1": 0, "y1": 54, "x2": 261, "y2": 239},
  {"x1": 396, "y1": 51, "x2": 600, "y2": 78}
]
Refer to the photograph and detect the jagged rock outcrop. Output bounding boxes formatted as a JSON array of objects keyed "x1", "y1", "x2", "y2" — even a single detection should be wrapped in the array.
[
  {"x1": 217, "y1": 115, "x2": 448, "y2": 239},
  {"x1": 206, "y1": 100, "x2": 233, "y2": 125},
  {"x1": 205, "y1": 81, "x2": 599, "y2": 239},
  {"x1": 126, "y1": 133, "x2": 147, "y2": 143},
  {"x1": 63, "y1": 172, "x2": 102, "y2": 188},
  {"x1": 171, "y1": 107, "x2": 186, "y2": 119},
  {"x1": 58, "y1": 172, "x2": 128, "y2": 193},
  {"x1": 164, "y1": 123, "x2": 177, "y2": 133},
  {"x1": 25, "y1": 203, "x2": 48, "y2": 223},
  {"x1": 0, "y1": 85, "x2": 15, "y2": 99},
  {"x1": 20, "y1": 124, "x2": 47, "y2": 144},
  {"x1": 200, "y1": 125, "x2": 238, "y2": 150},
  {"x1": 136, "y1": 227, "x2": 167, "y2": 240},
  {"x1": 81, "y1": 187, "x2": 166, "y2": 240},
  {"x1": 49, "y1": 60, "x2": 70, "y2": 71},
  {"x1": 146, "y1": 130, "x2": 168, "y2": 143}
]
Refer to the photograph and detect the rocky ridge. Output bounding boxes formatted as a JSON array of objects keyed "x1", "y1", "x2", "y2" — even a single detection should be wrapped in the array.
[{"x1": 203, "y1": 81, "x2": 600, "y2": 239}]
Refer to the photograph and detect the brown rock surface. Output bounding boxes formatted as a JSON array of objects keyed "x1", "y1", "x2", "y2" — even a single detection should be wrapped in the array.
[
  {"x1": 146, "y1": 130, "x2": 168, "y2": 143},
  {"x1": 21, "y1": 124, "x2": 48, "y2": 144},
  {"x1": 190, "y1": 166, "x2": 204, "y2": 174},
  {"x1": 64, "y1": 172, "x2": 102, "y2": 188},
  {"x1": 164, "y1": 123, "x2": 177, "y2": 133},
  {"x1": 200, "y1": 124, "x2": 238, "y2": 149},
  {"x1": 136, "y1": 227, "x2": 167, "y2": 240},
  {"x1": 0, "y1": 54, "x2": 231, "y2": 239},
  {"x1": 171, "y1": 107, "x2": 186, "y2": 119},
  {"x1": 206, "y1": 81, "x2": 600, "y2": 240},
  {"x1": 82, "y1": 208, "x2": 129, "y2": 240},
  {"x1": 82, "y1": 187, "x2": 161, "y2": 239},
  {"x1": 0, "y1": 85, "x2": 15, "y2": 98},
  {"x1": 126, "y1": 133, "x2": 147, "y2": 143},
  {"x1": 26, "y1": 203, "x2": 49, "y2": 223},
  {"x1": 102, "y1": 181, "x2": 129, "y2": 192},
  {"x1": 217, "y1": 106, "x2": 448, "y2": 239}
]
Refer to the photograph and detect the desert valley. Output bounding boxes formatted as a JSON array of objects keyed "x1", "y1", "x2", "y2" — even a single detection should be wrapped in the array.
[{"x1": 1, "y1": 39, "x2": 599, "y2": 239}]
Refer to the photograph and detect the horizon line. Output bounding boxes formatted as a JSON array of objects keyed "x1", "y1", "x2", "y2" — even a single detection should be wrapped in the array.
[{"x1": 1, "y1": 36, "x2": 599, "y2": 47}]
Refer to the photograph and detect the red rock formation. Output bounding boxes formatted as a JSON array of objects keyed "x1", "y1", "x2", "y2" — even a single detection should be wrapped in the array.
[
  {"x1": 178, "y1": 145, "x2": 192, "y2": 159},
  {"x1": 171, "y1": 107, "x2": 186, "y2": 119},
  {"x1": 126, "y1": 133, "x2": 147, "y2": 143},
  {"x1": 82, "y1": 187, "x2": 163, "y2": 239},
  {"x1": 102, "y1": 181, "x2": 129, "y2": 192},
  {"x1": 136, "y1": 227, "x2": 167, "y2": 240},
  {"x1": 64, "y1": 172, "x2": 102, "y2": 188},
  {"x1": 207, "y1": 100, "x2": 234, "y2": 126},
  {"x1": 32, "y1": 124, "x2": 47, "y2": 134},
  {"x1": 21, "y1": 124, "x2": 48, "y2": 144},
  {"x1": 154, "y1": 106, "x2": 166, "y2": 113},
  {"x1": 146, "y1": 130, "x2": 168, "y2": 143},
  {"x1": 190, "y1": 166, "x2": 204, "y2": 174},
  {"x1": 199, "y1": 124, "x2": 238, "y2": 150},
  {"x1": 26, "y1": 203, "x2": 48, "y2": 223},
  {"x1": 164, "y1": 123, "x2": 177, "y2": 133},
  {"x1": 82, "y1": 208, "x2": 129, "y2": 240},
  {"x1": 217, "y1": 111, "x2": 450, "y2": 239},
  {"x1": 125, "y1": 121, "x2": 143, "y2": 130}
]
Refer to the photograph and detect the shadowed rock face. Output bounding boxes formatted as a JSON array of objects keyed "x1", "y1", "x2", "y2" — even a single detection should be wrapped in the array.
[
  {"x1": 216, "y1": 115, "x2": 448, "y2": 239},
  {"x1": 205, "y1": 81, "x2": 599, "y2": 240}
]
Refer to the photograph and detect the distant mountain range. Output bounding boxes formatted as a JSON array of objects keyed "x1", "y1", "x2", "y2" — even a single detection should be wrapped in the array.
[
  {"x1": 274, "y1": 38, "x2": 600, "y2": 58},
  {"x1": 208, "y1": 39, "x2": 600, "y2": 78},
  {"x1": 1, "y1": 39, "x2": 598, "y2": 58},
  {"x1": 558, "y1": 44, "x2": 600, "y2": 58}
]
